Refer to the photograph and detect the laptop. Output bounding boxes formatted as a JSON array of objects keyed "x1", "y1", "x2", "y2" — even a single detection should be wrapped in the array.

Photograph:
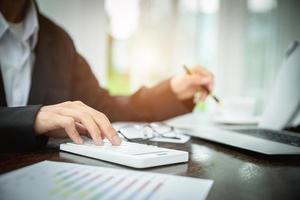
[{"x1": 188, "y1": 41, "x2": 300, "y2": 155}]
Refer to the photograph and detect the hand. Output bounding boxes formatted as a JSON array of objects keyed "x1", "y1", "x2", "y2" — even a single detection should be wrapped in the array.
[
  {"x1": 170, "y1": 65, "x2": 214, "y2": 102},
  {"x1": 34, "y1": 101, "x2": 121, "y2": 145}
]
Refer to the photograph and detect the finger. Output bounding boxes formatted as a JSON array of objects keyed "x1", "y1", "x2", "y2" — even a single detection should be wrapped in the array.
[
  {"x1": 187, "y1": 74, "x2": 203, "y2": 86},
  {"x1": 88, "y1": 111, "x2": 121, "y2": 145},
  {"x1": 190, "y1": 75, "x2": 213, "y2": 94},
  {"x1": 208, "y1": 82, "x2": 214, "y2": 91},
  {"x1": 57, "y1": 115, "x2": 83, "y2": 144},
  {"x1": 72, "y1": 111, "x2": 103, "y2": 145},
  {"x1": 191, "y1": 67, "x2": 214, "y2": 86},
  {"x1": 55, "y1": 108, "x2": 103, "y2": 145},
  {"x1": 196, "y1": 65, "x2": 213, "y2": 76},
  {"x1": 200, "y1": 91, "x2": 208, "y2": 101},
  {"x1": 62, "y1": 101, "x2": 121, "y2": 145},
  {"x1": 192, "y1": 66, "x2": 210, "y2": 76},
  {"x1": 193, "y1": 93, "x2": 200, "y2": 104},
  {"x1": 78, "y1": 104, "x2": 121, "y2": 145},
  {"x1": 188, "y1": 74, "x2": 210, "y2": 85},
  {"x1": 80, "y1": 131, "x2": 92, "y2": 138},
  {"x1": 75, "y1": 123, "x2": 92, "y2": 138},
  {"x1": 75, "y1": 122, "x2": 88, "y2": 134},
  {"x1": 187, "y1": 75, "x2": 209, "y2": 93}
]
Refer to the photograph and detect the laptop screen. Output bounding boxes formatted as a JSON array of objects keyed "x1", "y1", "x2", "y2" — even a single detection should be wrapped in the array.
[{"x1": 259, "y1": 40, "x2": 300, "y2": 130}]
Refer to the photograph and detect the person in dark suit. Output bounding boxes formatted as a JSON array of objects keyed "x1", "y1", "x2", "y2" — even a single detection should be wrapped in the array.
[{"x1": 0, "y1": 0, "x2": 214, "y2": 151}]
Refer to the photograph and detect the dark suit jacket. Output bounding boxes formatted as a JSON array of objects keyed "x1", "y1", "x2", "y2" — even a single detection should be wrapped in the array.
[{"x1": 0, "y1": 14, "x2": 193, "y2": 151}]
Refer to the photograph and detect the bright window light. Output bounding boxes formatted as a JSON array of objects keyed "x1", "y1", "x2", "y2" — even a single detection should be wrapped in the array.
[
  {"x1": 105, "y1": 0, "x2": 140, "y2": 40},
  {"x1": 247, "y1": 0, "x2": 277, "y2": 13},
  {"x1": 181, "y1": 0, "x2": 220, "y2": 14}
]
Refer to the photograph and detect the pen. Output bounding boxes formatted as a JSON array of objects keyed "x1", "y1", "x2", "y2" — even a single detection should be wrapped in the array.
[{"x1": 183, "y1": 65, "x2": 221, "y2": 104}]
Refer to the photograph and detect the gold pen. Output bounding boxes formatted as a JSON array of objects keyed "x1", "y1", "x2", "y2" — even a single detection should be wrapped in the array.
[{"x1": 183, "y1": 65, "x2": 221, "y2": 104}]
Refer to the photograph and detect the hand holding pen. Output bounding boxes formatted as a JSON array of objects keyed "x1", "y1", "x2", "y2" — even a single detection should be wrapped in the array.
[
  {"x1": 170, "y1": 65, "x2": 217, "y2": 104},
  {"x1": 183, "y1": 65, "x2": 221, "y2": 104}
]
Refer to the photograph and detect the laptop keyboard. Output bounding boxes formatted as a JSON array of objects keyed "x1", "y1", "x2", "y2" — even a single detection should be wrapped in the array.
[{"x1": 236, "y1": 129, "x2": 300, "y2": 147}]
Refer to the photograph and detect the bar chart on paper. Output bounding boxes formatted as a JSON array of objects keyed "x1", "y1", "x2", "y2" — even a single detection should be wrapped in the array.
[{"x1": 0, "y1": 161, "x2": 213, "y2": 200}]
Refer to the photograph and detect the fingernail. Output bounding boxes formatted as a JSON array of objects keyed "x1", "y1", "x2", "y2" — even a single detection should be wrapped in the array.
[
  {"x1": 77, "y1": 137, "x2": 83, "y2": 144},
  {"x1": 99, "y1": 138, "x2": 104, "y2": 145},
  {"x1": 112, "y1": 135, "x2": 121, "y2": 145},
  {"x1": 96, "y1": 138, "x2": 103, "y2": 146}
]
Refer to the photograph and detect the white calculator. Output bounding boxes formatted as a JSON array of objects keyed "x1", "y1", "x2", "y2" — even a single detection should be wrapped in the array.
[{"x1": 60, "y1": 139, "x2": 189, "y2": 168}]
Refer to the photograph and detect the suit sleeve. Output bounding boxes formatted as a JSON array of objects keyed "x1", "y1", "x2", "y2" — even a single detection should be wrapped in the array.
[
  {"x1": 71, "y1": 54, "x2": 194, "y2": 122},
  {"x1": 0, "y1": 105, "x2": 48, "y2": 152}
]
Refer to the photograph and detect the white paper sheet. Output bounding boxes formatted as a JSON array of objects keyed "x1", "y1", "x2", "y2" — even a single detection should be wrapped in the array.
[{"x1": 0, "y1": 161, "x2": 213, "y2": 200}]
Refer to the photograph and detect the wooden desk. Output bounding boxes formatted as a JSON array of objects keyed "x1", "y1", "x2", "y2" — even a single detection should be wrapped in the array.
[{"x1": 1, "y1": 138, "x2": 300, "y2": 200}]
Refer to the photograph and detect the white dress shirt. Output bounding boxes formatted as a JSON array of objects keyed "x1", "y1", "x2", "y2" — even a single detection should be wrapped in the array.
[{"x1": 0, "y1": 2, "x2": 38, "y2": 107}]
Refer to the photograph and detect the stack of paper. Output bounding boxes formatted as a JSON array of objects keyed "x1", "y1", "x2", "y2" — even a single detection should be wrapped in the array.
[{"x1": 0, "y1": 161, "x2": 213, "y2": 200}]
